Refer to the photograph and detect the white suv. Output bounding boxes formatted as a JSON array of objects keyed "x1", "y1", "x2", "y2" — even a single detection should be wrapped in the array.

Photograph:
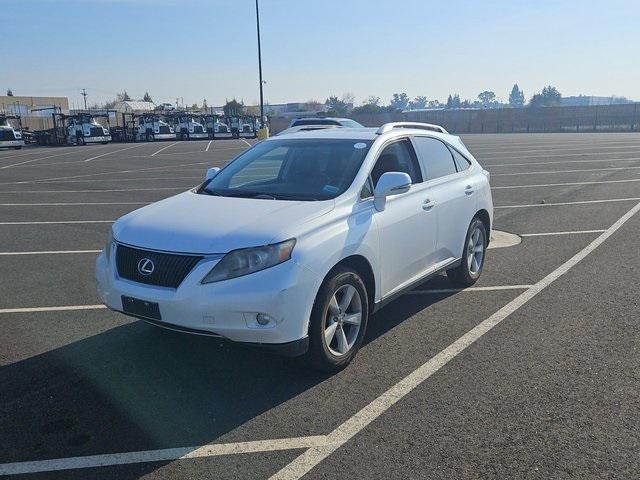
[{"x1": 96, "y1": 122, "x2": 493, "y2": 371}]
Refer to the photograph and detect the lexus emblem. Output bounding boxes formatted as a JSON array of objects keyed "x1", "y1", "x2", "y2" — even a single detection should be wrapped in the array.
[{"x1": 137, "y1": 258, "x2": 155, "y2": 276}]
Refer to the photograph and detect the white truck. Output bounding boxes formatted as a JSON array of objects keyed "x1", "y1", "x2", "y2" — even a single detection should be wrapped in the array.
[
  {"x1": 67, "y1": 113, "x2": 111, "y2": 145},
  {"x1": 137, "y1": 114, "x2": 176, "y2": 141},
  {"x1": 0, "y1": 114, "x2": 25, "y2": 149},
  {"x1": 173, "y1": 114, "x2": 208, "y2": 140},
  {"x1": 204, "y1": 115, "x2": 233, "y2": 139}
]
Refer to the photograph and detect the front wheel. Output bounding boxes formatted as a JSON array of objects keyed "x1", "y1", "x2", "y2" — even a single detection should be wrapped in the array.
[
  {"x1": 306, "y1": 266, "x2": 369, "y2": 372},
  {"x1": 447, "y1": 217, "x2": 487, "y2": 287}
]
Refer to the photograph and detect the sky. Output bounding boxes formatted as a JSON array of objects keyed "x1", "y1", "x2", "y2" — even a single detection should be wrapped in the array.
[{"x1": 1, "y1": 0, "x2": 639, "y2": 109}]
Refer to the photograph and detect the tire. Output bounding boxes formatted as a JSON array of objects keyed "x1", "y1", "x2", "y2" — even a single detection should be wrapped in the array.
[
  {"x1": 13, "y1": 146, "x2": 22, "y2": 150},
  {"x1": 447, "y1": 217, "x2": 488, "y2": 287},
  {"x1": 76, "y1": 136, "x2": 85, "y2": 146},
  {"x1": 306, "y1": 266, "x2": 369, "y2": 372}
]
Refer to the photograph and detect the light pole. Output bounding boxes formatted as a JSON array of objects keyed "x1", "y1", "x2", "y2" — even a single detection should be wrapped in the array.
[{"x1": 255, "y1": 0, "x2": 264, "y2": 125}]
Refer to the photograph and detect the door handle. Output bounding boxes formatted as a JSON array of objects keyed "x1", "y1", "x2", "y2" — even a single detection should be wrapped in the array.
[
  {"x1": 422, "y1": 199, "x2": 435, "y2": 211},
  {"x1": 464, "y1": 185, "x2": 474, "y2": 195}
]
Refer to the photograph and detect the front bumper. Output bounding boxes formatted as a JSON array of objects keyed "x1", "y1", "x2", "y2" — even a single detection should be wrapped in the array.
[
  {"x1": 185, "y1": 132, "x2": 208, "y2": 139},
  {"x1": 95, "y1": 248, "x2": 320, "y2": 353},
  {"x1": 0, "y1": 140, "x2": 25, "y2": 147},
  {"x1": 84, "y1": 135, "x2": 111, "y2": 143}
]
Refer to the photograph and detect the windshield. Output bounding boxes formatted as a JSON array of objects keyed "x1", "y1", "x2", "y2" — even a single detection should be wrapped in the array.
[{"x1": 200, "y1": 138, "x2": 373, "y2": 201}]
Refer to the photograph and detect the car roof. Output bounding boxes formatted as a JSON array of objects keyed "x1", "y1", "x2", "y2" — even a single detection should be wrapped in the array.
[
  {"x1": 292, "y1": 117, "x2": 351, "y2": 121},
  {"x1": 270, "y1": 126, "x2": 456, "y2": 142}
]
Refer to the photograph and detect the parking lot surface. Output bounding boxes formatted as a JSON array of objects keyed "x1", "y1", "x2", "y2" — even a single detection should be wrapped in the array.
[{"x1": 1, "y1": 134, "x2": 639, "y2": 479}]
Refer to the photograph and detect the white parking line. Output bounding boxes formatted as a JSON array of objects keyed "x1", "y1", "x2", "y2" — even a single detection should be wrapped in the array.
[
  {"x1": 492, "y1": 178, "x2": 640, "y2": 189},
  {"x1": 0, "y1": 202, "x2": 147, "y2": 206},
  {"x1": 241, "y1": 139, "x2": 252, "y2": 147},
  {"x1": 407, "y1": 285, "x2": 532, "y2": 294},
  {"x1": 495, "y1": 197, "x2": 640, "y2": 209},
  {"x1": 0, "y1": 220, "x2": 113, "y2": 225},
  {"x1": 0, "y1": 147, "x2": 98, "y2": 169},
  {"x1": 83, "y1": 143, "x2": 148, "y2": 162},
  {"x1": 520, "y1": 230, "x2": 606, "y2": 237},
  {"x1": 0, "y1": 250, "x2": 101, "y2": 256},
  {"x1": 205, "y1": 140, "x2": 213, "y2": 152},
  {"x1": 0, "y1": 187, "x2": 185, "y2": 194},
  {"x1": 151, "y1": 141, "x2": 180, "y2": 156},
  {"x1": 485, "y1": 156, "x2": 640, "y2": 168},
  {"x1": 480, "y1": 150, "x2": 640, "y2": 160},
  {"x1": 270, "y1": 199, "x2": 640, "y2": 480},
  {"x1": 30, "y1": 176, "x2": 200, "y2": 185},
  {"x1": 492, "y1": 165, "x2": 640, "y2": 177},
  {"x1": 0, "y1": 304, "x2": 106, "y2": 315},
  {"x1": 0, "y1": 436, "x2": 328, "y2": 475},
  {"x1": 477, "y1": 145, "x2": 640, "y2": 156}
]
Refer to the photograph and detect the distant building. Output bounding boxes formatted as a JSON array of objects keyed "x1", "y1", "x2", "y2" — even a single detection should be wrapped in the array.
[
  {"x1": 561, "y1": 95, "x2": 633, "y2": 106},
  {"x1": 0, "y1": 95, "x2": 69, "y2": 116}
]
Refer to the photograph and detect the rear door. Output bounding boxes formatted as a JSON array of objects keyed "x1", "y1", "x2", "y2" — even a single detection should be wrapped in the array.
[{"x1": 412, "y1": 136, "x2": 478, "y2": 261}]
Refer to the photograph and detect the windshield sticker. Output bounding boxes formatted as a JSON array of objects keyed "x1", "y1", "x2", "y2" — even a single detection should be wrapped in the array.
[
  {"x1": 354, "y1": 142, "x2": 367, "y2": 149},
  {"x1": 322, "y1": 185, "x2": 339, "y2": 195}
]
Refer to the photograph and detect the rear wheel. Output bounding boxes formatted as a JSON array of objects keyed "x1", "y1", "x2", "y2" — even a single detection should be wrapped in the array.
[
  {"x1": 447, "y1": 217, "x2": 487, "y2": 287},
  {"x1": 306, "y1": 266, "x2": 369, "y2": 372}
]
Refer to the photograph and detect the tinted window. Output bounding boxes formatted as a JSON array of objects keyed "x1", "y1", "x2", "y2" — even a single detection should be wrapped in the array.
[
  {"x1": 371, "y1": 139, "x2": 422, "y2": 187},
  {"x1": 450, "y1": 147, "x2": 471, "y2": 171},
  {"x1": 360, "y1": 177, "x2": 373, "y2": 199},
  {"x1": 413, "y1": 137, "x2": 457, "y2": 180},
  {"x1": 202, "y1": 139, "x2": 373, "y2": 201}
]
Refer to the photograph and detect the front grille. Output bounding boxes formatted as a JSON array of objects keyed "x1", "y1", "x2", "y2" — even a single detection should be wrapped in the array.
[
  {"x1": 115, "y1": 244, "x2": 203, "y2": 288},
  {"x1": 242, "y1": 125, "x2": 252, "y2": 133},
  {"x1": 218, "y1": 125, "x2": 229, "y2": 133},
  {"x1": 0, "y1": 130, "x2": 15, "y2": 141},
  {"x1": 158, "y1": 125, "x2": 171, "y2": 134},
  {"x1": 193, "y1": 126, "x2": 204, "y2": 134},
  {"x1": 90, "y1": 127, "x2": 104, "y2": 137}
]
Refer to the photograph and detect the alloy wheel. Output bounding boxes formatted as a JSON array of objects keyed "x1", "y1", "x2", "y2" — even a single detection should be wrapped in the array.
[
  {"x1": 323, "y1": 284, "x2": 362, "y2": 356},
  {"x1": 467, "y1": 226, "x2": 485, "y2": 275}
]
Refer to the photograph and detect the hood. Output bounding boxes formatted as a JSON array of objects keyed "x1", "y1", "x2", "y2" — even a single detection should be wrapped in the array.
[{"x1": 113, "y1": 191, "x2": 334, "y2": 254}]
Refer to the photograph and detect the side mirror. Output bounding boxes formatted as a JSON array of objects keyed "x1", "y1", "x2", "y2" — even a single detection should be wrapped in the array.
[
  {"x1": 205, "y1": 167, "x2": 220, "y2": 181},
  {"x1": 373, "y1": 172, "x2": 411, "y2": 211}
]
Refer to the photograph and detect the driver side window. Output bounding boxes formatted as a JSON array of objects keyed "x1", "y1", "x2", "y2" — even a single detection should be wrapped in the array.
[{"x1": 370, "y1": 139, "x2": 422, "y2": 187}]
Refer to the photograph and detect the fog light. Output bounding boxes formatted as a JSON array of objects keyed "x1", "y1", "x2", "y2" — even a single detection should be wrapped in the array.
[{"x1": 256, "y1": 313, "x2": 272, "y2": 325}]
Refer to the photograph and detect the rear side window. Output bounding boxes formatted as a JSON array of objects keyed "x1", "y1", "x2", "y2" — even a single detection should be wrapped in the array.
[
  {"x1": 413, "y1": 137, "x2": 457, "y2": 180},
  {"x1": 450, "y1": 147, "x2": 472, "y2": 171},
  {"x1": 371, "y1": 139, "x2": 422, "y2": 186}
]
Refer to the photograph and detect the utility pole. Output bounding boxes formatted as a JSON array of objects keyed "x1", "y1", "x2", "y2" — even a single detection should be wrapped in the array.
[
  {"x1": 255, "y1": 0, "x2": 264, "y2": 125},
  {"x1": 81, "y1": 88, "x2": 88, "y2": 111}
]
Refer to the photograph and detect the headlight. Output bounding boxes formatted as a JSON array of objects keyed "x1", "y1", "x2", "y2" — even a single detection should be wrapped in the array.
[{"x1": 201, "y1": 239, "x2": 295, "y2": 284}]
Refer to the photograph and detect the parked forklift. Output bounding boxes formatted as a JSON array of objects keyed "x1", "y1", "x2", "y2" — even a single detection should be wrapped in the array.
[
  {"x1": 0, "y1": 114, "x2": 25, "y2": 149},
  {"x1": 167, "y1": 112, "x2": 208, "y2": 140},
  {"x1": 33, "y1": 109, "x2": 113, "y2": 145}
]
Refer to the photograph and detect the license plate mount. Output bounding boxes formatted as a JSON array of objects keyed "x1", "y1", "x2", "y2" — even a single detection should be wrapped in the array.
[{"x1": 121, "y1": 295, "x2": 161, "y2": 320}]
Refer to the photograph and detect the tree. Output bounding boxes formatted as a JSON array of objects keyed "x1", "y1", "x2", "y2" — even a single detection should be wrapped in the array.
[
  {"x1": 529, "y1": 85, "x2": 562, "y2": 107},
  {"x1": 446, "y1": 94, "x2": 461, "y2": 109},
  {"x1": 325, "y1": 96, "x2": 349, "y2": 115},
  {"x1": 352, "y1": 96, "x2": 383, "y2": 114},
  {"x1": 142, "y1": 91, "x2": 153, "y2": 103},
  {"x1": 508, "y1": 84, "x2": 524, "y2": 107},
  {"x1": 478, "y1": 90, "x2": 496, "y2": 107},
  {"x1": 202, "y1": 98, "x2": 208, "y2": 110},
  {"x1": 223, "y1": 98, "x2": 244, "y2": 116},
  {"x1": 6, "y1": 88, "x2": 13, "y2": 96},
  {"x1": 304, "y1": 99, "x2": 323, "y2": 112},
  {"x1": 408, "y1": 96, "x2": 428, "y2": 110},
  {"x1": 390, "y1": 92, "x2": 410, "y2": 111}
]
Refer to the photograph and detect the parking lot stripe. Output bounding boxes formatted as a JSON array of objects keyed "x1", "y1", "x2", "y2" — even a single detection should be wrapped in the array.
[
  {"x1": 0, "y1": 202, "x2": 148, "y2": 206},
  {"x1": 0, "y1": 147, "x2": 100, "y2": 169},
  {"x1": 151, "y1": 141, "x2": 180, "y2": 156},
  {"x1": 205, "y1": 140, "x2": 213, "y2": 151},
  {"x1": 485, "y1": 156, "x2": 640, "y2": 168},
  {"x1": 492, "y1": 178, "x2": 640, "y2": 189},
  {"x1": 270, "y1": 199, "x2": 640, "y2": 480},
  {"x1": 0, "y1": 187, "x2": 185, "y2": 194},
  {"x1": 482, "y1": 150, "x2": 640, "y2": 160},
  {"x1": 0, "y1": 436, "x2": 329, "y2": 475},
  {"x1": 492, "y1": 165, "x2": 640, "y2": 176},
  {"x1": 408, "y1": 285, "x2": 532, "y2": 295},
  {"x1": 0, "y1": 250, "x2": 101, "y2": 256},
  {"x1": 83, "y1": 143, "x2": 149, "y2": 162},
  {"x1": 476, "y1": 145, "x2": 640, "y2": 156},
  {"x1": 0, "y1": 220, "x2": 113, "y2": 225},
  {"x1": 241, "y1": 139, "x2": 252, "y2": 147},
  {"x1": 0, "y1": 304, "x2": 106, "y2": 315},
  {"x1": 495, "y1": 197, "x2": 640, "y2": 209},
  {"x1": 520, "y1": 230, "x2": 606, "y2": 237}
]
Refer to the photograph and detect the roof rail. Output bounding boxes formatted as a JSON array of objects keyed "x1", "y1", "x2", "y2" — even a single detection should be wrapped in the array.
[{"x1": 376, "y1": 122, "x2": 448, "y2": 135}]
